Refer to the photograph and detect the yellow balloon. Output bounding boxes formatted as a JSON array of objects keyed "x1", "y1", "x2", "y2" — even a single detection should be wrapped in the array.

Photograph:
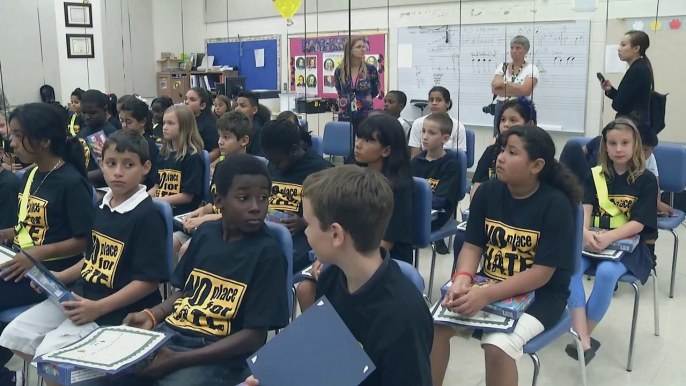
[{"x1": 273, "y1": 0, "x2": 301, "y2": 20}]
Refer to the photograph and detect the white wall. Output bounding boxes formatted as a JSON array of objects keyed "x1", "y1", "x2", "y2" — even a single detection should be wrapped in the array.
[
  {"x1": 151, "y1": 0, "x2": 684, "y2": 157},
  {"x1": 54, "y1": 0, "x2": 107, "y2": 104},
  {"x1": 0, "y1": 0, "x2": 62, "y2": 106}
]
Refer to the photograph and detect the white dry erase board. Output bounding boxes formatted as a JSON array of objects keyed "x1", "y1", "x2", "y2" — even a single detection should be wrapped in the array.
[{"x1": 397, "y1": 20, "x2": 591, "y2": 133}]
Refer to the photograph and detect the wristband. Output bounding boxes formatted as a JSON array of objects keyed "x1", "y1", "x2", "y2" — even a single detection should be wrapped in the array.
[
  {"x1": 451, "y1": 271, "x2": 474, "y2": 283},
  {"x1": 143, "y1": 308, "x2": 157, "y2": 327}
]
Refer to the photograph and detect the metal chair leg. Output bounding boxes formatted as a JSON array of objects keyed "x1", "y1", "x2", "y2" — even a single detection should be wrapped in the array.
[
  {"x1": 528, "y1": 353, "x2": 540, "y2": 386},
  {"x1": 627, "y1": 282, "x2": 640, "y2": 372},
  {"x1": 569, "y1": 329, "x2": 588, "y2": 386},
  {"x1": 428, "y1": 243, "x2": 438, "y2": 302},
  {"x1": 291, "y1": 285, "x2": 297, "y2": 321},
  {"x1": 669, "y1": 228, "x2": 679, "y2": 298},
  {"x1": 652, "y1": 270, "x2": 660, "y2": 336},
  {"x1": 413, "y1": 248, "x2": 419, "y2": 269}
]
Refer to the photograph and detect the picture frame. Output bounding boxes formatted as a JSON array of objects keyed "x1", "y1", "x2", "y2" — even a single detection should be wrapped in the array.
[
  {"x1": 64, "y1": 2, "x2": 93, "y2": 28},
  {"x1": 66, "y1": 34, "x2": 95, "y2": 59}
]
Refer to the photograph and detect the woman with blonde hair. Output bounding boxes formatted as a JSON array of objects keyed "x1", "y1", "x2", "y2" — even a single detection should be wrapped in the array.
[{"x1": 334, "y1": 37, "x2": 380, "y2": 136}]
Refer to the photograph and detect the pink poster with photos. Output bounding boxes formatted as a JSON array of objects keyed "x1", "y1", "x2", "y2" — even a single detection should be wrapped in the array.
[{"x1": 289, "y1": 34, "x2": 386, "y2": 109}]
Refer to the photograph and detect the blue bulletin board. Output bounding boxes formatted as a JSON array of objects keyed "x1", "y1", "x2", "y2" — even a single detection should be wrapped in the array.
[{"x1": 206, "y1": 35, "x2": 280, "y2": 91}]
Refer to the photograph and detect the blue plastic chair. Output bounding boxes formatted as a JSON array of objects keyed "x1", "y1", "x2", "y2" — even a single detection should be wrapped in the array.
[
  {"x1": 393, "y1": 259, "x2": 425, "y2": 295},
  {"x1": 311, "y1": 136, "x2": 324, "y2": 157},
  {"x1": 522, "y1": 205, "x2": 587, "y2": 386},
  {"x1": 264, "y1": 221, "x2": 294, "y2": 325},
  {"x1": 255, "y1": 156, "x2": 269, "y2": 166},
  {"x1": 152, "y1": 199, "x2": 174, "y2": 300},
  {"x1": 652, "y1": 143, "x2": 686, "y2": 298},
  {"x1": 201, "y1": 150, "x2": 210, "y2": 201},
  {"x1": 322, "y1": 121, "x2": 353, "y2": 159},
  {"x1": 465, "y1": 129, "x2": 475, "y2": 168}
]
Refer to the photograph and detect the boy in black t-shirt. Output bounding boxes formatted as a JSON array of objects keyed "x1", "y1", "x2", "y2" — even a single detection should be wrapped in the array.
[
  {"x1": 124, "y1": 154, "x2": 289, "y2": 386},
  {"x1": 411, "y1": 113, "x2": 461, "y2": 254},
  {"x1": 0, "y1": 130, "x2": 168, "y2": 367},
  {"x1": 247, "y1": 165, "x2": 434, "y2": 386},
  {"x1": 235, "y1": 92, "x2": 264, "y2": 156},
  {"x1": 175, "y1": 111, "x2": 254, "y2": 257}
]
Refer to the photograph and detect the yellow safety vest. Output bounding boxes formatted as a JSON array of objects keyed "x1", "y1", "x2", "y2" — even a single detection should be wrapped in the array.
[{"x1": 590, "y1": 166, "x2": 629, "y2": 229}]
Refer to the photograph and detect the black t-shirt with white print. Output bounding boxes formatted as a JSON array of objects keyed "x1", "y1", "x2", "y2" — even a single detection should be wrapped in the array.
[
  {"x1": 165, "y1": 221, "x2": 289, "y2": 373},
  {"x1": 316, "y1": 249, "x2": 434, "y2": 386},
  {"x1": 472, "y1": 144, "x2": 499, "y2": 184},
  {"x1": 15, "y1": 163, "x2": 93, "y2": 261},
  {"x1": 465, "y1": 179, "x2": 574, "y2": 329},
  {"x1": 582, "y1": 169, "x2": 657, "y2": 240},
  {"x1": 72, "y1": 190, "x2": 169, "y2": 326},
  {"x1": 155, "y1": 151, "x2": 204, "y2": 216}
]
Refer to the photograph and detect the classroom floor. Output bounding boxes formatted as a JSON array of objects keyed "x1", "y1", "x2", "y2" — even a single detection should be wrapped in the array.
[{"x1": 8, "y1": 202, "x2": 686, "y2": 386}]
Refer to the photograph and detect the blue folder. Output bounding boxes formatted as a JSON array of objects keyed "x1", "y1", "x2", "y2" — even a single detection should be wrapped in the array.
[{"x1": 247, "y1": 296, "x2": 376, "y2": 386}]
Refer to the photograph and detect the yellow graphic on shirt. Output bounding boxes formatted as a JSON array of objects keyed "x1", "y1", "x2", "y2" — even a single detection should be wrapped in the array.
[
  {"x1": 210, "y1": 183, "x2": 220, "y2": 214},
  {"x1": 71, "y1": 125, "x2": 81, "y2": 135},
  {"x1": 15, "y1": 194, "x2": 49, "y2": 246},
  {"x1": 598, "y1": 195, "x2": 637, "y2": 220},
  {"x1": 166, "y1": 268, "x2": 247, "y2": 337},
  {"x1": 79, "y1": 138, "x2": 90, "y2": 169},
  {"x1": 483, "y1": 219, "x2": 540, "y2": 281},
  {"x1": 269, "y1": 182, "x2": 302, "y2": 212},
  {"x1": 156, "y1": 169, "x2": 182, "y2": 197},
  {"x1": 427, "y1": 178, "x2": 439, "y2": 194},
  {"x1": 81, "y1": 231, "x2": 125, "y2": 288}
]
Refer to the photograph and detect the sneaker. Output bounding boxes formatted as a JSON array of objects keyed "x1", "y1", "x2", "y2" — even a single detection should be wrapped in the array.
[{"x1": 435, "y1": 239, "x2": 449, "y2": 255}]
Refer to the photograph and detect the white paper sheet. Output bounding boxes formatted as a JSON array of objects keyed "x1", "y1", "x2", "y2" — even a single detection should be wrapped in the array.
[
  {"x1": 0, "y1": 246, "x2": 14, "y2": 265},
  {"x1": 39, "y1": 326, "x2": 168, "y2": 372},
  {"x1": 397, "y1": 44, "x2": 413, "y2": 68},
  {"x1": 605, "y1": 45, "x2": 626, "y2": 73},
  {"x1": 254, "y1": 49, "x2": 265, "y2": 68}
]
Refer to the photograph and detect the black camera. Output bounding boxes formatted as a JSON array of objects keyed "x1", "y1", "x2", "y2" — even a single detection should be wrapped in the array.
[{"x1": 482, "y1": 103, "x2": 496, "y2": 115}]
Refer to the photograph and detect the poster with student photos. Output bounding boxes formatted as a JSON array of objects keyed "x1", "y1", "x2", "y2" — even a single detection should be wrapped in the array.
[
  {"x1": 290, "y1": 34, "x2": 386, "y2": 109},
  {"x1": 295, "y1": 56, "x2": 306, "y2": 93}
]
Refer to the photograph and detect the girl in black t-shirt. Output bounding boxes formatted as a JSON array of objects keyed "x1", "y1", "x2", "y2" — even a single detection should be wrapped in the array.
[
  {"x1": 261, "y1": 119, "x2": 332, "y2": 274},
  {"x1": 68, "y1": 88, "x2": 85, "y2": 137},
  {"x1": 151, "y1": 97, "x2": 174, "y2": 143},
  {"x1": 0, "y1": 103, "x2": 93, "y2": 309},
  {"x1": 432, "y1": 125, "x2": 581, "y2": 386},
  {"x1": 185, "y1": 87, "x2": 220, "y2": 162},
  {"x1": 104, "y1": 93, "x2": 122, "y2": 130},
  {"x1": 471, "y1": 97, "x2": 537, "y2": 197},
  {"x1": 119, "y1": 99, "x2": 160, "y2": 191},
  {"x1": 567, "y1": 118, "x2": 657, "y2": 364},
  {"x1": 153, "y1": 105, "x2": 205, "y2": 221}
]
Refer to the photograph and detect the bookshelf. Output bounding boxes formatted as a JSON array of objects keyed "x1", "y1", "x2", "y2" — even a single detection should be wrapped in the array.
[{"x1": 156, "y1": 70, "x2": 238, "y2": 103}]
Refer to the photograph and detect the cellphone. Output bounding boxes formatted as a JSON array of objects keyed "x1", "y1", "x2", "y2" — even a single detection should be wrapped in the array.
[
  {"x1": 596, "y1": 72, "x2": 606, "y2": 83},
  {"x1": 658, "y1": 212, "x2": 669, "y2": 218}
]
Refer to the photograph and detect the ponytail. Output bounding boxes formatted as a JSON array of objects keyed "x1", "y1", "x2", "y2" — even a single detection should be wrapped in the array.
[
  {"x1": 106, "y1": 93, "x2": 118, "y2": 116},
  {"x1": 503, "y1": 125, "x2": 582, "y2": 205},
  {"x1": 9, "y1": 103, "x2": 86, "y2": 177},
  {"x1": 64, "y1": 137, "x2": 87, "y2": 178},
  {"x1": 644, "y1": 55, "x2": 655, "y2": 90}
]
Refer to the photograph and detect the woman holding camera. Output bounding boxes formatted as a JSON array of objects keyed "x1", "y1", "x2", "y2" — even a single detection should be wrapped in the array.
[{"x1": 490, "y1": 35, "x2": 539, "y2": 136}]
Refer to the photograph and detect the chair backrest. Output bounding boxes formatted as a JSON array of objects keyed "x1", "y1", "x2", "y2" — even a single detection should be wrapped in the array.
[
  {"x1": 311, "y1": 136, "x2": 324, "y2": 157},
  {"x1": 152, "y1": 199, "x2": 174, "y2": 282},
  {"x1": 393, "y1": 259, "x2": 425, "y2": 294},
  {"x1": 412, "y1": 177, "x2": 432, "y2": 248},
  {"x1": 652, "y1": 144, "x2": 686, "y2": 193},
  {"x1": 466, "y1": 129, "x2": 475, "y2": 168},
  {"x1": 255, "y1": 156, "x2": 269, "y2": 166},
  {"x1": 571, "y1": 205, "x2": 583, "y2": 276},
  {"x1": 445, "y1": 149, "x2": 468, "y2": 202},
  {"x1": 298, "y1": 118, "x2": 308, "y2": 132},
  {"x1": 323, "y1": 121, "x2": 353, "y2": 157},
  {"x1": 264, "y1": 221, "x2": 294, "y2": 318},
  {"x1": 201, "y1": 150, "x2": 210, "y2": 200}
]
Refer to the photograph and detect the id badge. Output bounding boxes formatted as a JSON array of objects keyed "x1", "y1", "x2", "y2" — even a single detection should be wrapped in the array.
[{"x1": 350, "y1": 96, "x2": 358, "y2": 112}]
